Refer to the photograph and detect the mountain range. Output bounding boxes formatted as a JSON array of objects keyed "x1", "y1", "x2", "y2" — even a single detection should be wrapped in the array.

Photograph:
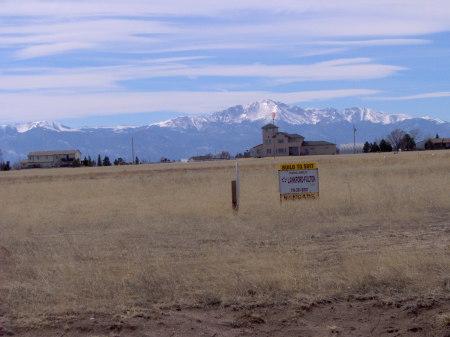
[{"x1": 1, "y1": 100, "x2": 449, "y2": 163}]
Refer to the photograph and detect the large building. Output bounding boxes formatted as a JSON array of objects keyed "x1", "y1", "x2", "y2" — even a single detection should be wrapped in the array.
[
  {"x1": 416, "y1": 137, "x2": 450, "y2": 150},
  {"x1": 21, "y1": 150, "x2": 81, "y2": 168},
  {"x1": 250, "y1": 124, "x2": 336, "y2": 157}
]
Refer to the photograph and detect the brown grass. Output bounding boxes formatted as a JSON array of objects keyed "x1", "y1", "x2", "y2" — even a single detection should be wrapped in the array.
[{"x1": 0, "y1": 151, "x2": 449, "y2": 319}]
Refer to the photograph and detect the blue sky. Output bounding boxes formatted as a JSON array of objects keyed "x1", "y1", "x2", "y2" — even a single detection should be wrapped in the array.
[{"x1": 0, "y1": 0, "x2": 449, "y2": 127}]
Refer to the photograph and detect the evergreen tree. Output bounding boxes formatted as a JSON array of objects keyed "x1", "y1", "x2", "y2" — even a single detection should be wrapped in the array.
[
  {"x1": 103, "y1": 156, "x2": 111, "y2": 166},
  {"x1": 379, "y1": 139, "x2": 392, "y2": 152},
  {"x1": 436, "y1": 133, "x2": 440, "y2": 139},
  {"x1": 401, "y1": 133, "x2": 416, "y2": 151},
  {"x1": 82, "y1": 156, "x2": 89, "y2": 166},
  {"x1": 97, "y1": 154, "x2": 103, "y2": 166},
  {"x1": 363, "y1": 141, "x2": 370, "y2": 153},
  {"x1": 425, "y1": 139, "x2": 434, "y2": 150},
  {"x1": 1, "y1": 161, "x2": 11, "y2": 171},
  {"x1": 135, "y1": 156, "x2": 140, "y2": 165},
  {"x1": 370, "y1": 142, "x2": 380, "y2": 152}
]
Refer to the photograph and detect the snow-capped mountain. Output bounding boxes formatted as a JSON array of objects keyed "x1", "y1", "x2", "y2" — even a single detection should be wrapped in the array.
[
  {"x1": 13, "y1": 121, "x2": 76, "y2": 133},
  {"x1": 154, "y1": 100, "x2": 432, "y2": 131},
  {"x1": 1, "y1": 100, "x2": 448, "y2": 162}
]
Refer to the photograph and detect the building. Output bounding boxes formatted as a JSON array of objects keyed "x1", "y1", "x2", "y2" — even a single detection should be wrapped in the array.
[
  {"x1": 21, "y1": 150, "x2": 81, "y2": 168},
  {"x1": 416, "y1": 137, "x2": 450, "y2": 150},
  {"x1": 250, "y1": 124, "x2": 336, "y2": 157},
  {"x1": 338, "y1": 143, "x2": 365, "y2": 154}
]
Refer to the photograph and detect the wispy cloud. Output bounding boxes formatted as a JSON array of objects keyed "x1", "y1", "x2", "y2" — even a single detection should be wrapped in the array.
[
  {"x1": 1, "y1": 1, "x2": 449, "y2": 58},
  {"x1": 372, "y1": 91, "x2": 450, "y2": 101},
  {"x1": 311, "y1": 39, "x2": 430, "y2": 47},
  {"x1": 16, "y1": 42, "x2": 94, "y2": 59},
  {"x1": 0, "y1": 0, "x2": 449, "y2": 123},
  {"x1": 0, "y1": 58, "x2": 404, "y2": 91},
  {"x1": 0, "y1": 89, "x2": 378, "y2": 123}
]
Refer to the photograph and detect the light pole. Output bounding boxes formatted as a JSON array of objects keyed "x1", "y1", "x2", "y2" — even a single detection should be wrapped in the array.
[
  {"x1": 131, "y1": 136, "x2": 135, "y2": 164},
  {"x1": 272, "y1": 111, "x2": 276, "y2": 158}
]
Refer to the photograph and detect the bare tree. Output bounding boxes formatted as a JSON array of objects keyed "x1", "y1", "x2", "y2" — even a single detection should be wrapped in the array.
[{"x1": 387, "y1": 128, "x2": 406, "y2": 151}]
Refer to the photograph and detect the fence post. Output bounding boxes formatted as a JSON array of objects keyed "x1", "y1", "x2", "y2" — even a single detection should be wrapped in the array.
[{"x1": 231, "y1": 180, "x2": 238, "y2": 211}]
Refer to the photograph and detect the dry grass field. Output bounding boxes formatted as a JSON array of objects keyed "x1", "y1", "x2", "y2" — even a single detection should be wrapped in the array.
[{"x1": 1, "y1": 151, "x2": 449, "y2": 336}]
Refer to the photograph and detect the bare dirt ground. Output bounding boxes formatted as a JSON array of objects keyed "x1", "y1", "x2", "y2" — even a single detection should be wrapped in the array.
[{"x1": 1, "y1": 296, "x2": 449, "y2": 337}]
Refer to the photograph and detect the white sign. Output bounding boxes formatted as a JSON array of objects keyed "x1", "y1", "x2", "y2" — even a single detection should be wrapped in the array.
[{"x1": 278, "y1": 163, "x2": 319, "y2": 200}]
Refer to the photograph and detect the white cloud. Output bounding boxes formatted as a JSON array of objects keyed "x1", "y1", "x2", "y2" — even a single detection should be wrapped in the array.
[
  {"x1": 1, "y1": 1, "x2": 449, "y2": 59},
  {"x1": 0, "y1": 58, "x2": 404, "y2": 90},
  {"x1": 372, "y1": 91, "x2": 450, "y2": 101},
  {"x1": 0, "y1": 0, "x2": 448, "y2": 123},
  {"x1": 0, "y1": 89, "x2": 378, "y2": 122},
  {"x1": 0, "y1": 1, "x2": 449, "y2": 25},
  {"x1": 16, "y1": 42, "x2": 94, "y2": 59},
  {"x1": 311, "y1": 39, "x2": 430, "y2": 47}
]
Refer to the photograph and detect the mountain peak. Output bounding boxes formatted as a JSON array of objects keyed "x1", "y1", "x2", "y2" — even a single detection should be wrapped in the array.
[
  {"x1": 1, "y1": 100, "x2": 448, "y2": 163},
  {"x1": 154, "y1": 100, "x2": 419, "y2": 130},
  {"x1": 13, "y1": 121, "x2": 75, "y2": 133}
]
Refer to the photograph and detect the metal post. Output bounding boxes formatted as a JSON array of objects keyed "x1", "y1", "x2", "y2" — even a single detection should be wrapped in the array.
[
  {"x1": 272, "y1": 115, "x2": 276, "y2": 158},
  {"x1": 236, "y1": 162, "x2": 240, "y2": 207},
  {"x1": 131, "y1": 136, "x2": 135, "y2": 164}
]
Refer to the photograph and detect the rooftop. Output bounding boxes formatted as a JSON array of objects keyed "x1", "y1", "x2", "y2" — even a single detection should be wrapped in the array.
[
  {"x1": 28, "y1": 150, "x2": 81, "y2": 156},
  {"x1": 429, "y1": 138, "x2": 450, "y2": 143},
  {"x1": 261, "y1": 123, "x2": 278, "y2": 129},
  {"x1": 302, "y1": 141, "x2": 336, "y2": 146}
]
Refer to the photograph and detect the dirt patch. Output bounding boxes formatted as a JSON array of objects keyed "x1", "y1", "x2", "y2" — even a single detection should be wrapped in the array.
[{"x1": 2, "y1": 296, "x2": 449, "y2": 337}]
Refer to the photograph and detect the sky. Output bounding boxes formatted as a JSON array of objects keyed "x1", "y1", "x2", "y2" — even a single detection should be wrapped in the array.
[{"x1": 0, "y1": 0, "x2": 449, "y2": 127}]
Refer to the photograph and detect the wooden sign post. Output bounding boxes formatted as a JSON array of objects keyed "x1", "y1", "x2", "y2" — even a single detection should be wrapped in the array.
[{"x1": 231, "y1": 162, "x2": 240, "y2": 211}]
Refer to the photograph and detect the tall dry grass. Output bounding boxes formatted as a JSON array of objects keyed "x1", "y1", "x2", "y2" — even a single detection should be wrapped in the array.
[{"x1": 0, "y1": 151, "x2": 449, "y2": 319}]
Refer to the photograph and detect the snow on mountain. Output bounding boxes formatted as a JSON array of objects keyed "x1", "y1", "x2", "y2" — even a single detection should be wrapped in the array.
[
  {"x1": 155, "y1": 116, "x2": 211, "y2": 130},
  {"x1": 153, "y1": 100, "x2": 416, "y2": 131},
  {"x1": 84, "y1": 125, "x2": 139, "y2": 132},
  {"x1": 2, "y1": 100, "x2": 439, "y2": 135},
  {"x1": 1, "y1": 99, "x2": 449, "y2": 163},
  {"x1": 12, "y1": 121, "x2": 77, "y2": 133},
  {"x1": 420, "y1": 116, "x2": 446, "y2": 124},
  {"x1": 338, "y1": 107, "x2": 411, "y2": 124}
]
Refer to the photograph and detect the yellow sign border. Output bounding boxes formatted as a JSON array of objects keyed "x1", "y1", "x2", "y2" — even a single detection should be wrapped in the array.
[
  {"x1": 279, "y1": 163, "x2": 317, "y2": 171},
  {"x1": 281, "y1": 193, "x2": 319, "y2": 201}
]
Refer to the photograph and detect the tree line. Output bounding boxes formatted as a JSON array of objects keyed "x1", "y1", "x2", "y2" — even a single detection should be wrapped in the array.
[
  {"x1": 0, "y1": 149, "x2": 11, "y2": 171},
  {"x1": 74, "y1": 154, "x2": 140, "y2": 167},
  {"x1": 363, "y1": 128, "x2": 418, "y2": 153},
  {"x1": 188, "y1": 150, "x2": 252, "y2": 162}
]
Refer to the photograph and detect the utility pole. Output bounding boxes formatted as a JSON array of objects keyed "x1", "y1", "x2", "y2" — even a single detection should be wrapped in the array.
[
  {"x1": 353, "y1": 125, "x2": 357, "y2": 154},
  {"x1": 272, "y1": 111, "x2": 276, "y2": 158},
  {"x1": 131, "y1": 136, "x2": 135, "y2": 164}
]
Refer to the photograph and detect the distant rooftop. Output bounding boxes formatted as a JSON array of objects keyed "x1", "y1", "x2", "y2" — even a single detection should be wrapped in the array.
[
  {"x1": 261, "y1": 123, "x2": 278, "y2": 129},
  {"x1": 429, "y1": 138, "x2": 450, "y2": 143},
  {"x1": 28, "y1": 150, "x2": 81, "y2": 156},
  {"x1": 303, "y1": 141, "x2": 336, "y2": 146}
]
